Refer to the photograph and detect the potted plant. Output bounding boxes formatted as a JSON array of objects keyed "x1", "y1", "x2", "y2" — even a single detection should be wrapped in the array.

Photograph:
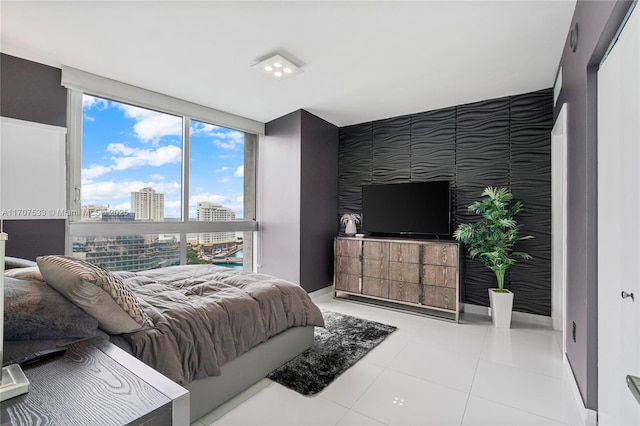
[
  {"x1": 453, "y1": 187, "x2": 532, "y2": 327},
  {"x1": 340, "y1": 213, "x2": 361, "y2": 236}
]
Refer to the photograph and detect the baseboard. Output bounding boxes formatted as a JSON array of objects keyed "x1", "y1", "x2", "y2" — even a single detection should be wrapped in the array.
[
  {"x1": 309, "y1": 285, "x2": 334, "y2": 300},
  {"x1": 564, "y1": 353, "x2": 598, "y2": 426},
  {"x1": 463, "y1": 303, "x2": 553, "y2": 327}
]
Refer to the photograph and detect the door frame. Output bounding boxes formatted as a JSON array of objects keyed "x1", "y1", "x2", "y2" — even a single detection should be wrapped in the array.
[{"x1": 551, "y1": 103, "x2": 568, "y2": 347}]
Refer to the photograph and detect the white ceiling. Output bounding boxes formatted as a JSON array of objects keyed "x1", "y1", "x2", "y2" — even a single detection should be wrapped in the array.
[{"x1": 1, "y1": 1, "x2": 576, "y2": 127}]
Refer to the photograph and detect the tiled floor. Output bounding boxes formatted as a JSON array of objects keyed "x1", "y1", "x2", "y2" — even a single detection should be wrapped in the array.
[{"x1": 192, "y1": 294, "x2": 582, "y2": 426}]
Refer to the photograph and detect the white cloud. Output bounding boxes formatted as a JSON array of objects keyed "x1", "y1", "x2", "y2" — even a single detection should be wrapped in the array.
[
  {"x1": 191, "y1": 122, "x2": 219, "y2": 135},
  {"x1": 234, "y1": 165, "x2": 244, "y2": 177},
  {"x1": 83, "y1": 95, "x2": 108, "y2": 110},
  {"x1": 218, "y1": 178, "x2": 230, "y2": 183},
  {"x1": 82, "y1": 144, "x2": 181, "y2": 179},
  {"x1": 216, "y1": 166, "x2": 231, "y2": 173},
  {"x1": 212, "y1": 130, "x2": 244, "y2": 150},
  {"x1": 118, "y1": 104, "x2": 182, "y2": 142},
  {"x1": 107, "y1": 143, "x2": 181, "y2": 170},
  {"x1": 82, "y1": 164, "x2": 113, "y2": 180},
  {"x1": 82, "y1": 95, "x2": 109, "y2": 123}
]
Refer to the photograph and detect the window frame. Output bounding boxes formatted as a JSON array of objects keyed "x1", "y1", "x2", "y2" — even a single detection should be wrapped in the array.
[{"x1": 64, "y1": 69, "x2": 260, "y2": 268}]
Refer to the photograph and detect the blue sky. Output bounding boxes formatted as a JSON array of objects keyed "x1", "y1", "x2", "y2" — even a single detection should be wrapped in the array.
[{"x1": 82, "y1": 95, "x2": 245, "y2": 219}]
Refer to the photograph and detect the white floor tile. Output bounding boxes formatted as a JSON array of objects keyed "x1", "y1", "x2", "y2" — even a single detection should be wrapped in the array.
[
  {"x1": 471, "y1": 361, "x2": 583, "y2": 425},
  {"x1": 357, "y1": 328, "x2": 415, "y2": 368},
  {"x1": 212, "y1": 383, "x2": 348, "y2": 425},
  {"x1": 351, "y1": 369, "x2": 468, "y2": 425},
  {"x1": 336, "y1": 410, "x2": 386, "y2": 426},
  {"x1": 481, "y1": 327, "x2": 565, "y2": 378},
  {"x1": 319, "y1": 360, "x2": 385, "y2": 408},
  {"x1": 388, "y1": 337, "x2": 480, "y2": 392},
  {"x1": 462, "y1": 395, "x2": 566, "y2": 425},
  {"x1": 410, "y1": 316, "x2": 489, "y2": 359}
]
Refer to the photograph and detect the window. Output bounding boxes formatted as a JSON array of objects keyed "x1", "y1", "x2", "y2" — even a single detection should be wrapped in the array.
[
  {"x1": 81, "y1": 97, "x2": 182, "y2": 222},
  {"x1": 67, "y1": 87, "x2": 258, "y2": 272}
]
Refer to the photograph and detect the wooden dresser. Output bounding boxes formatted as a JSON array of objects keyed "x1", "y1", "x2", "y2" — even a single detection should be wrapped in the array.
[{"x1": 334, "y1": 236, "x2": 464, "y2": 321}]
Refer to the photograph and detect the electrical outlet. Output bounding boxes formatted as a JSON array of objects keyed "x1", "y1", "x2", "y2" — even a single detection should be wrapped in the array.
[{"x1": 572, "y1": 321, "x2": 577, "y2": 342}]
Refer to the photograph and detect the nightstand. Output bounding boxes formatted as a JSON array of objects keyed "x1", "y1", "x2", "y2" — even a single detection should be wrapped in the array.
[{"x1": 0, "y1": 340, "x2": 189, "y2": 425}]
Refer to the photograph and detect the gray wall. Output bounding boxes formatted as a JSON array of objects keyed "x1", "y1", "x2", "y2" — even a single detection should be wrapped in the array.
[
  {"x1": 338, "y1": 89, "x2": 553, "y2": 316},
  {"x1": 555, "y1": 0, "x2": 634, "y2": 410},
  {"x1": 0, "y1": 53, "x2": 67, "y2": 259},
  {"x1": 260, "y1": 110, "x2": 338, "y2": 293},
  {"x1": 260, "y1": 111, "x2": 302, "y2": 284},
  {"x1": 300, "y1": 110, "x2": 339, "y2": 293},
  {"x1": 1, "y1": 54, "x2": 67, "y2": 127}
]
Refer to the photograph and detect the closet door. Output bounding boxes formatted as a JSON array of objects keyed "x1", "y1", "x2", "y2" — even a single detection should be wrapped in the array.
[{"x1": 598, "y1": 4, "x2": 640, "y2": 424}]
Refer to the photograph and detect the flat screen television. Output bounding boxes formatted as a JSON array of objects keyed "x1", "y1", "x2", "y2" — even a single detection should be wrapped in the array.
[{"x1": 361, "y1": 180, "x2": 451, "y2": 237}]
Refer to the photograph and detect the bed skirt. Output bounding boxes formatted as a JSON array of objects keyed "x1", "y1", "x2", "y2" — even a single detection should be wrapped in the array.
[{"x1": 112, "y1": 325, "x2": 315, "y2": 423}]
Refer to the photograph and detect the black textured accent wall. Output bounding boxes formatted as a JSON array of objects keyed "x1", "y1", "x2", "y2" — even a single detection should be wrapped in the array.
[{"x1": 338, "y1": 89, "x2": 552, "y2": 316}]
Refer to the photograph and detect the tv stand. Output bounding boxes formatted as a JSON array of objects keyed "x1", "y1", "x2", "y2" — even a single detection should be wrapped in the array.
[{"x1": 334, "y1": 236, "x2": 464, "y2": 321}]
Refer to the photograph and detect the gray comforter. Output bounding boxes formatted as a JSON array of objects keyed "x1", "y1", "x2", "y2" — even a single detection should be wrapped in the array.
[{"x1": 121, "y1": 265, "x2": 324, "y2": 384}]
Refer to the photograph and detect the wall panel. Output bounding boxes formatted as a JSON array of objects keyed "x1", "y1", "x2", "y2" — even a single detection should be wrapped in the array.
[
  {"x1": 338, "y1": 123, "x2": 372, "y2": 215},
  {"x1": 338, "y1": 88, "x2": 552, "y2": 315}
]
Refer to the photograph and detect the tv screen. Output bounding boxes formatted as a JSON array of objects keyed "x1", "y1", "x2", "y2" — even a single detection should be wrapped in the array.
[{"x1": 361, "y1": 181, "x2": 451, "y2": 236}]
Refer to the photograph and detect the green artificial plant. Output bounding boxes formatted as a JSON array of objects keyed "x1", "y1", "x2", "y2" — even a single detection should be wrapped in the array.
[{"x1": 453, "y1": 187, "x2": 533, "y2": 292}]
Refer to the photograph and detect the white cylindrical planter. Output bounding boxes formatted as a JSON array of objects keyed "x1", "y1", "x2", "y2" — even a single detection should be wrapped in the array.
[{"x1": 488, "y1": 289, "x2": 514, "y2": 328}]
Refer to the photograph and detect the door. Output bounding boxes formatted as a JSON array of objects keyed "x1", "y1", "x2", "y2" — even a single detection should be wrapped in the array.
[{"x1": 598, "y1": 4, "x2": 640, "y2": 425}]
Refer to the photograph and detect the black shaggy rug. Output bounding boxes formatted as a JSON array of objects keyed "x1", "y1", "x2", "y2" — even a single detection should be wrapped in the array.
[{"x1": 267, "y1": 310, "x2": 397, "y2": 395}]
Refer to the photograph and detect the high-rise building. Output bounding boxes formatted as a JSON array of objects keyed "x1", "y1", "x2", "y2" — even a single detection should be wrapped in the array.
[
  {"x1": 197, "y1": 202, "x2": 236, "y2": 243},
  {"x1": 131, "y1": 187, "x2": 164, "y2": 221}
]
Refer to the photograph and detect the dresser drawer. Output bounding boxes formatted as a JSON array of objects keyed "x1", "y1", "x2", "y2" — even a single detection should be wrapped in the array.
[
  {"x1": 335, "y1": 273, "x2": 360, "y2": 293},
  {"x1": 362, "y1": 241, "x2": 389, "y2": 260},
  {"x1": 422, "y1": 243, "x2": 458, "y2": 266},
  {"x1": 389, "y1": 242, "x2": 421, "y2": 263},
  {"x1": 362, "y1": 277, "x2": 389, "y2": 298},
  {"x1": 422, "y1": 285, "x2": 456, "y2": 310},
  {"x1": 336, "y1": 239, "x2": 361, "y2": 258},
  {"x1": 422, "y1": 265, "x2": 457, "y2": 288},
  {"x1": 336, "y1": 255, "x2": 360, "y2": 275},
  {"x1": 389, "y1": 281, "x2": 419, "y2": 304},
  {"x1": 363, "y1": 257, "x2": 389, "y2": 279},
  {"x1": 389, "y1": 261, "x2": 420, "y2": 283}
]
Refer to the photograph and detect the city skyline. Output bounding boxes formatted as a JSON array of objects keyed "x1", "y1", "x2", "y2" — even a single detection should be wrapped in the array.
[{"x1": 81, "y1": 95, "x2": 246, "y2": 220}]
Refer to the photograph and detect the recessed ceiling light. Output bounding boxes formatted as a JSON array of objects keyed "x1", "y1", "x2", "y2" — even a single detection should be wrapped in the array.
[{"x1": 252, "y1": 54, "x2": 303, "y2": 80}]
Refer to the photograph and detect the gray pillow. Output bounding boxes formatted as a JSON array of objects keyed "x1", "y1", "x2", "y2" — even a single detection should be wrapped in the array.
[
  {"x1": 5, "y1": 256, "x2": 38, "y2": 270},
  {"x1": 36, "y1": 255, "x2": 153, "y2": 334},
  {"x1": 5, "y1": 266, "x2": 44, "y2": 281},
  {"x1": 4, "y1": 276, "x2": 100, "y2": 340}
]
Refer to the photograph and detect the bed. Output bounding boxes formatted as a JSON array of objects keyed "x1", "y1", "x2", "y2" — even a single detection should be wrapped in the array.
[{"x1": 4, "y1": 256, "x2": 324, "y2": 422}]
